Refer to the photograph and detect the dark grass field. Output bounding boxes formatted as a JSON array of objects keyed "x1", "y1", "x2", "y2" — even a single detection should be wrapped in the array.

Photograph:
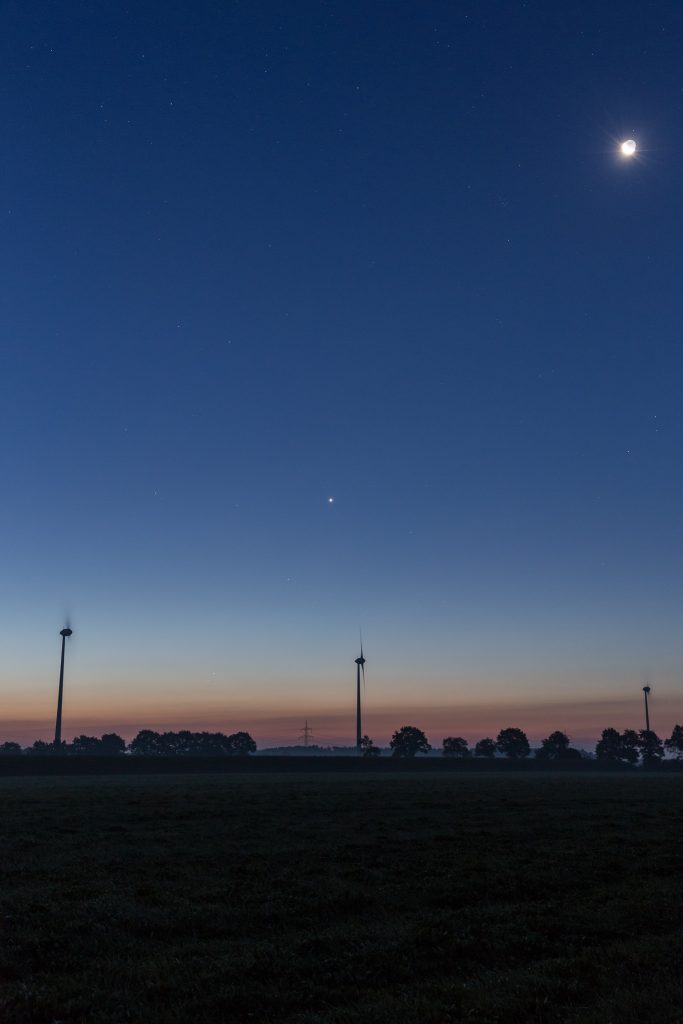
[{"x1": 1, "y1": 773, "x2": 682, "y2": 1023}]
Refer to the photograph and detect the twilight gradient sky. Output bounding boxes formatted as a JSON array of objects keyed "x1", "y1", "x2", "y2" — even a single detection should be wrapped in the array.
[{"x1": 1, "y1": 1, "x2": 682, "y2": 746}]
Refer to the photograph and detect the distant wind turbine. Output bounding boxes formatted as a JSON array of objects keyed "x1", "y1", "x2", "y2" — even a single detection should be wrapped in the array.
[
  {"x1": 642, "y1": 682, "x2": 651, "y2": 732},
  {"x1": 355, "y1": 639, "x2": 366, "y2": 752},
  {"x1": 54, "y1": 625, "x2": 73, "y2": 750}
]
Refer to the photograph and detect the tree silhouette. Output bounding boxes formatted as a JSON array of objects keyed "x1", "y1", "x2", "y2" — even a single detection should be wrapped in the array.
[
  {"x1": 495, "y1": 728, "x2": 530, "y2": 759},
  {"x1": 637, "y1": 729, "x2": 664, "y2": 766},
  {"x1": 195, "y1": 732, "x2": 231, "y2": 755},
  {"x1": 166, "y1": 730, "x2": 195, "y2": 755},
  {"x1": 442, "y1": 736, "x2": 469, "y2": 758},
  {"x1": 664, "y1": 724, "x2": 683, "y2": 759},
  {"x1": 474, "y1": 737, "x2": 496, "y2": 758},
  {"x1": 595, "y1": 728, "x2": 638, "y2": 764},
  {"x1": 128, "y1": 729, "x2": 256, "y2": 756},
  {"x1": 70, "y1": 735, "x2": 102, "y2": 755},
  {"x1": 129, "y1": 730, "x2": 165, "y2": 756},
  {"x1": 227, "y1": 731, "x2": 257, "y2": 755},
  {"x1": 70, "y1": 734, "x2": 125, "y2": 755},
  {"x1": 389, "y1": 726, "x2": 431, "y2": 758},
  {"x1": 100, "y1": 733, "x2": 126, "y2": 755},
  {"x1": 27, "y1": 740, "x2": 52, "y2": 755},
  {"x1": 0, "y1": 741, "x2": 21, "y2": 755},
  {"x1": 620, "y1": 729, "x2": 640, "y2": 765},
  {"x1": 535, "y1": 731, "x2": 582, "y2": 761},
  {"x1": 360, "y1": 735, "x2": 380, "y2": 757},
  {"x1": 595, "y1": 728, "x2": 622, "y2": 762}
]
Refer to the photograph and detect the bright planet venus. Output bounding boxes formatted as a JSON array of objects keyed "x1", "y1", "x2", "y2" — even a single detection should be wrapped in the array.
[{"x1": 621, "y1": 139, "x2": 637, "y2": 156}]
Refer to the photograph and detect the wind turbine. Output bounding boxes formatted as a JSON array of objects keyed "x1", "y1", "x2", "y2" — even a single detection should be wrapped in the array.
[
  {"x1": 642, "y1": 682, "x2": 651, "y2": 732},
  {"x1": 54, "y1": 626, "x2": 73, "y2": 750},
  {"x1": 355, "y1": 639, "x2": 366, "y2": 752}
]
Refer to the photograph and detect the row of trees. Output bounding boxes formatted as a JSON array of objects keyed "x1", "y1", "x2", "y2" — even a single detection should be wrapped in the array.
[
  {"x1": 2, "y1": 725, "x2": 683, "y2": 761},
  {"x1": 129, "y1": 730, "x2": 257, "y2": 756},
  {"x1": 361, "y1": 724, "x2": 683, "y2": 762},
  {"x1": 0, "y1": 730, "x2": 257, "y2": 757}
]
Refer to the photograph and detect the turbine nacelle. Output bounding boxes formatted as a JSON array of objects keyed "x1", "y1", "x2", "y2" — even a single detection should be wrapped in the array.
[{"x1": 60, "y1": 628, "x2": 73, "y2": 638}]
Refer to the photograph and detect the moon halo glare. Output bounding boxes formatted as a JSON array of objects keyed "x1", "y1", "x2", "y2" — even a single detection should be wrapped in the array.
[{"x1": 620, "y1": 139, "x2": 637, "y2": 157}]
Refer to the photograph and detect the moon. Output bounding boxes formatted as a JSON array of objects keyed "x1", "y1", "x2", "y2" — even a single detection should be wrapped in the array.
[{"x1": 621, "y1": 139, "x2": 636, "y2": 157}]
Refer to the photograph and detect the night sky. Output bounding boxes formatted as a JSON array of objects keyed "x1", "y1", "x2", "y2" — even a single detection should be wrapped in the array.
[{"x1": 2, "y1": 1, "x2": 682, "y2": 746}]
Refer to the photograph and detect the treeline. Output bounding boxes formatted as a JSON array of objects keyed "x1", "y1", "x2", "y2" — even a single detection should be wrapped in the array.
[
  {"x1": 2, "y1": 724, "x2": 682, "y2": 763},
  {"x1": 371, "y1": 724, "x2": 683, "y2": 763},
  {"x1": 0, "y1": 730, "x2": 257, "y2": 757}
]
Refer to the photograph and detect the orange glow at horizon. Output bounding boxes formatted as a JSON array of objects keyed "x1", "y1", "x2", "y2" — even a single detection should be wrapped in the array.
[{"x1": 2, "y1": 695, "x2": 680, "y2": 749}]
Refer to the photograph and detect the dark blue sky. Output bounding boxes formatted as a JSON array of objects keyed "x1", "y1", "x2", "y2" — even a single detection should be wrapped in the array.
[{"x1": 2, "y1": 1, "x2": 682, "y2": 743}]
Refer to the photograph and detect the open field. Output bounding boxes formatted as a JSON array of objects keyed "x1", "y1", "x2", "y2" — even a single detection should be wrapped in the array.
[
  {"x1": 1, "y1": 773, "x2": 682, "y2": 1023},
  {"x1": 0, "y1": 754, "x2": 661, "y2": 775}
]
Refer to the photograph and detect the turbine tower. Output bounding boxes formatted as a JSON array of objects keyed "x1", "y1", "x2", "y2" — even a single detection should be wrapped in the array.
[
  {"x1": 54, "y1": 627, "x2": 73, "y2": 750},
  {"x1": 642, "y1": 683, "x2": 651, "y2": 732},
  {"x1": 354, "y1": 641, "x2": 366, "y2": 752}
]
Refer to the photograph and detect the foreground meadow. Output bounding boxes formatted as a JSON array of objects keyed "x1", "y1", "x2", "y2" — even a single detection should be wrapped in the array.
[{"x1": 1, "y1": 772, "x2": 682, "y2": 1023}]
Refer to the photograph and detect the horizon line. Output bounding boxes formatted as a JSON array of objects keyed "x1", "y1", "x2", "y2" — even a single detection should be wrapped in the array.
[{"x1": 1, "y1": 693, "x2": 679, "y2": 747}]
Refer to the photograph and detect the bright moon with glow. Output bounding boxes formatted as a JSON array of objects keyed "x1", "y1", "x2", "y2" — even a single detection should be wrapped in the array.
[{"x1": 621, "y1": 139, "x2": 637, "y2": 156}]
